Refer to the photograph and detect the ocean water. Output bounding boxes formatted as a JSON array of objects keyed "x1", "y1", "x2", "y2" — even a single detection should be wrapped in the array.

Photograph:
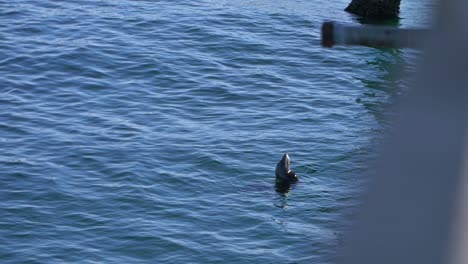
[{"x1": 0, "y1": 1, "x2": 431, "y2": 263}]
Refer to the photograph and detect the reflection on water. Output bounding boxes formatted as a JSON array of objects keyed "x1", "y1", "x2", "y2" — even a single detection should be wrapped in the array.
[
  {"x1": 350, "y1": 9, "x2": 413, "y2": 128},
  {"x1": 355, "y1": 47, "x2": 408, "y2": 131},
  {"x1": 354, "y1": 16, "x2": 401, "y2": 26},
  {"x1": 351, "y1": 10, "x2": 406, "y2": 125}
]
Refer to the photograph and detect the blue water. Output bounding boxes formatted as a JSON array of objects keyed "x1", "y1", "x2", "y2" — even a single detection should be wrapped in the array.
[{"x1": 1, "y1": 1, "x2": 430, "y2": 263}]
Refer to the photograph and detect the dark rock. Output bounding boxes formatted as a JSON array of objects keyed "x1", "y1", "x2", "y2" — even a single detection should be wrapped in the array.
[{"x1": 345, "y1": 0, "x2": 401, "y2": 19}]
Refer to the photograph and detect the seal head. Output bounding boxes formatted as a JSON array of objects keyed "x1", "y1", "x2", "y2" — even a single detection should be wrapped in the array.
[{"x1": 275, "y1": 154, "x2": 298, "y2": 182}]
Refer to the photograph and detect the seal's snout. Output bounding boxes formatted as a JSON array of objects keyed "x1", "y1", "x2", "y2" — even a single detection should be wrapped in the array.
[
  {"x1": 275, "y1": 153, "x2": 298, "y2": 182},
  {"x1": 282, "y1": 153, "x2": 290, "y2": 169}
]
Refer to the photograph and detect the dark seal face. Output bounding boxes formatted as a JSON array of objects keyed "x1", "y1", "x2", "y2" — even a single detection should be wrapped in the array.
[{"x1": 275, "y1": 154, "x2": 298, "y2": 182}]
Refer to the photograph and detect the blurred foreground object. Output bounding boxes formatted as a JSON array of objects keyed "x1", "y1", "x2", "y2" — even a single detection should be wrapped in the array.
[
  {"x1": 321, "y1": 22, "x2": 428, "y2": 49},
  {"x1": 328, "y1": 0, "x2": 468, "y2": 263},
  {"x1": 345, "y1": 0, "x2": 401, "y2": 19}
]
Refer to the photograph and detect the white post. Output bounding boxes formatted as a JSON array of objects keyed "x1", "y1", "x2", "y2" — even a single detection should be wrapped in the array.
[{"x1": 321, "y1": 21, "x2": 428, "y2": 49}]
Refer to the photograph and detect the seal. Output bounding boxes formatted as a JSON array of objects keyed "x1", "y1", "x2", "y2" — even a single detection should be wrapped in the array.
[{"x1": 275, "y1": 153, "x2": 298, "y2": 182}]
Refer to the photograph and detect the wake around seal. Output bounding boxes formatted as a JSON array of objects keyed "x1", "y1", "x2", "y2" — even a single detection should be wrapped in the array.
[{"x1": 275, "y1": 153, "x2": 298, "y2": 182}]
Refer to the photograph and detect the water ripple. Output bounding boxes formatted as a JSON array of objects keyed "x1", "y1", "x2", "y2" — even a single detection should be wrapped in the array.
[{"x1": 0, "y1": 0, "x2": 430, "y2": 263}]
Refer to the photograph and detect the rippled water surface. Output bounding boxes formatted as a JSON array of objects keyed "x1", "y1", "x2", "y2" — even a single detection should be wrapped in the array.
[{"x1": 1, "y1": 1, "x2": 431, "y2": 263}]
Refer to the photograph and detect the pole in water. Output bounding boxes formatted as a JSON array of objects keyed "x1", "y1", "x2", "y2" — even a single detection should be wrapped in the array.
[{"x1": 321, "y1": 21, "x2": 429, "y2": 49}]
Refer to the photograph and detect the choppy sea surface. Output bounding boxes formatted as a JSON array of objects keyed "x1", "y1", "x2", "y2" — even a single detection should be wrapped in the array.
[{"x1": 1, "y1": 1, "x2": 431, "y2": 263}]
